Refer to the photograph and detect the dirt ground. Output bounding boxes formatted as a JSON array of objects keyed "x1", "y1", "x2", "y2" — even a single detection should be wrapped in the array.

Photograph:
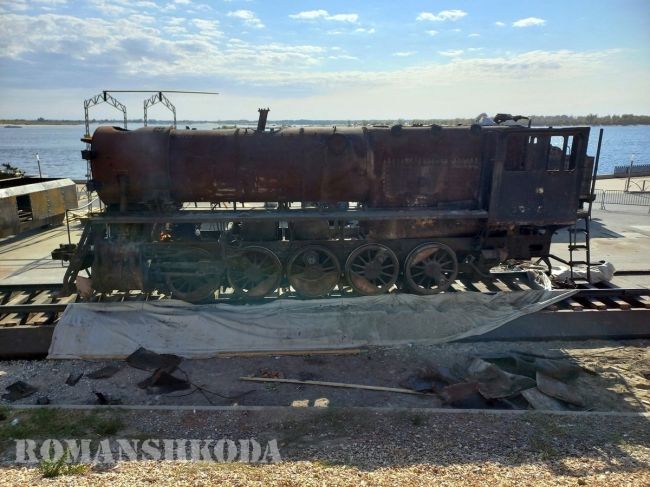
[{"x1": 1, "y1": 339, "x2": 648, "y2": 412}]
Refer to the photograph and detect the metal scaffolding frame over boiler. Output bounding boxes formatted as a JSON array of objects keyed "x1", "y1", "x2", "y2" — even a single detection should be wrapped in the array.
[
  {"x1": 144, "y1": 91, "x2": 177, "y2": 128},
  {"x1": 83, "y1": 91, "x2": 128, "y2": 137}
]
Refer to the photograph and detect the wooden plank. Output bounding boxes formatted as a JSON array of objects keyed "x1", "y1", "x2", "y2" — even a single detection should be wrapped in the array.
[
  {"x1": 240, "y1": 376, "x2": 429, "y2": 395},
  {"x1": 57, "y1": 294, "x2": 78, "y2": 305},
  {"x1": 565, "y1": 298, "x2": 584, "y2": 311},
  {"x1": 220, "y1": 348, "x2": 362, "y2": 358},
  {"x1": 508, "y1": 277, "x2": 533, "y2": 291},
  {"x1": 0, "y1": 292, "x2": 31, "y2": 326},
  {"x1": 451, "y1": 280, "x2": 468, "y2": 292},
  {"x1": 583, "y1": 297, "x2": 607, "y2": 310},
  {"x1": 470, "y1": 281, "x2": 491, "y2": 293},
  {"x1": 630, "y1": 295, "x2": 650, "y2": 309},
  {"x1": 611, "y1": 298, "x2": 631, "y2": 310},
  {"x1": 479, "y1": 279, "x2": 502, "y2": 293},
  {"x1": 24, "y1": 291, "x2": 54, "y2": 325},
  {"x1": 491, "y1": 279, "x2": 512, "y2": 293},
  {"x1": 599, "y1": 296, "x2": 632, "y2": 310}
]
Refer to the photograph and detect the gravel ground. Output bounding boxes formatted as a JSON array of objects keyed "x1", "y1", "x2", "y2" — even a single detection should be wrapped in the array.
[
  {"x1": 2, "y1": 461, "x2": 649, "y2": 486},
  {"x1": 1, "y1": 339, "x2": 648, "y2": 484},
  {"x1": 0, "y1": 408, "x2": 649, "y2": 485},
  {"x1": 1, "y1": 340, "x2": 648, "y2": 411}
]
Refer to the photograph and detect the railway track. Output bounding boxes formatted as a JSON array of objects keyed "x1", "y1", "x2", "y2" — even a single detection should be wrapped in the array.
[{"x1": 1, "y1": 277, "x2": 649, "y2": 358}]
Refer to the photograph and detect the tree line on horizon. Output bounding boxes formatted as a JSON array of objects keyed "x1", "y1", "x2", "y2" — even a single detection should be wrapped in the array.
[{"x1": 2, "y1": 113, "x2": 650, "y2": 126}]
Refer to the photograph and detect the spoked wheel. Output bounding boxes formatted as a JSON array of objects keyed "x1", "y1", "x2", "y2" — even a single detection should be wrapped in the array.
[
  {"x1": 227, "y1": 246, "x2": 282, "y2": 298},
  {"x1": 345, "y1": 243, "x2": 399, "y2": 295},
  {"x1": 404, "y1": 242, "x2": 458, "y2": 295},
  {"x1": 163, "y1": 247, "x2": 222, "y2": 303},
  {"x1": 287, "y1": 246, "x2": 341, "y2": 298}
]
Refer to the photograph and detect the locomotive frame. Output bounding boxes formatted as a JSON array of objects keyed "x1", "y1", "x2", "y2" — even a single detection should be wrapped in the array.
[{"x1": 58, "y1": 120, "x2": 597, "y2": 302}]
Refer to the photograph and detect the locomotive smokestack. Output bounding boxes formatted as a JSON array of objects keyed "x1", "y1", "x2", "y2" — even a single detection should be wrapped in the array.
[{"x1": 257, "y1": 108, "x2": 270, "y2": 132}]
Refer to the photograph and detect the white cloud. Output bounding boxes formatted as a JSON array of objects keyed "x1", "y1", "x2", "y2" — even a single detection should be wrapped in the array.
[
  {"x1": 192, "y1": 18, "x2": 223, "y2": 37},
  {"x1": 289, "y1": 10, "x2": 358, "y2": 23},
  {"x1": 227, "y1": 9, "x2": 264, "y2": 28},
  {"x1": 289, "y1": 9, "x2": 328, "y2": 20},
  {"x1": 164, "y1": 26, "x2": 187, "y2": 35},
  {"x1": 355, "y1": 27, "x2": 375, "y2": 34},
  {"x1": 513, "y1": 17, "x2": 546, "y2": 28},
  {"x1": 494, "y1": 21, "x2": 506, "y2": 27},
  {"x1": 174, "y1": 0, "x2": 191, "y2": 4},
  {"x1": 468, "y1": 33, "x2": 480, "y2": 38},
  {"x1": 417, "y1": 10, "x2": 467, "y2": 22},
  {"x1": 33, "y1": 0, "x2": 68, "y2": 5},
  {"x1": 439, "y1": 49, "x2": 464, "y2": 57},
  {"x1": 327, "y1": 13, "x2": 358, "y2": 23},
  {"x1": 0, "y1": 11, "x2": 633, "y2": 119},
  {"x1": 87, "y1": 0, "x2": 128, "y2": 16},
  {"x1": 3, "y1": 0, "x2": 29, "y2": 10},
  {"x1": 130, "y1": 14, "x2": 155, "y2": 24},
  {"x1": 426, "y1": 30, "x2": 438, "y2": 36},
  {"x1": 328, "y1": 54, "x2": 357, "y2": 60},
  {"x1": 166, "y1": 17, "x2": 186, "y2": 26},
  {"x1": 393, "y1": 51, "x2": 416, "y2": 57}
]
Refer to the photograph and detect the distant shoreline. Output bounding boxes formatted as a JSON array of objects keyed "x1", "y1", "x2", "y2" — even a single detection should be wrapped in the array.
[{"x1": 2, "y1": 115, "x2": 650, "y2": 127}]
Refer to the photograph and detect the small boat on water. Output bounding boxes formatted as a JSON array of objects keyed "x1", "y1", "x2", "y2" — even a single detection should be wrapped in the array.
[{"x1": 3, "y1": 125, "x2": 22, "y2": 128}]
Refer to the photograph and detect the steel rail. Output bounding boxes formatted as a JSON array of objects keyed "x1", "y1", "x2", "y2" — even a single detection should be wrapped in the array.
[
  {"x1": 0, "y1": 283, "x2": 63, "y2": 292},
  {"x1": 0, "y1": 285, "x2": 648, "y2": 358},
  {"x1": 0, "y1": 304, "x2": 68, "y2": 314},
  {"x1": 0, "y1": 286, "x2": 647, "y2": 312}
]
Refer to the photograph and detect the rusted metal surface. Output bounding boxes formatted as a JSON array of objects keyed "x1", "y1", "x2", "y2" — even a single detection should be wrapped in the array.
[
  {"x1": 69, "y1": 121, "x2": 597, "y2": 300},
  {"x1": 488, "y1": 128, "x2": 590, "y2": 226},
  {"x1": 257, "y1": 108, "x2": 270, "y2": 132}
]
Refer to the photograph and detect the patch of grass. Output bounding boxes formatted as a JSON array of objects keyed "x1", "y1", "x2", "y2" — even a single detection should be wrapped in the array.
[
  {"x1": 0, "y1": 405, "x2": 9, "y2": 421},
  {"x1": 39, "y1": 449, "x2": 90, "y2": 479},
  {"x1": 90, "y1": 416, "x2": 123, "y2": 436},
  {"x1": 0, "y1": 409, "x2": 124, "y2": 440}
]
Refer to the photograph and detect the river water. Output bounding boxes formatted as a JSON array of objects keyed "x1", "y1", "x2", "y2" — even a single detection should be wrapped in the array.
[{"x1": 0, "y1": 123, "x2": 647, "y2": 180}]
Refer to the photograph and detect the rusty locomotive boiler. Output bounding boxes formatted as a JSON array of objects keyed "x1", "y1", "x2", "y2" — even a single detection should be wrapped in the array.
[{"x1": 58, "y1": 115, "x2": 595, "y2": 302}]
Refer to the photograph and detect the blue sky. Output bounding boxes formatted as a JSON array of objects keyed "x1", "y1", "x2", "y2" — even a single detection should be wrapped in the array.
[{"x1": 0, "y1": 0, "x2": 649, "y2": 119}]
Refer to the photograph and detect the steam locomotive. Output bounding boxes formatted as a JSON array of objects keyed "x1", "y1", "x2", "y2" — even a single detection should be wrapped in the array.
[{"x1": 57, "y1": 114, "x2": 595, "y2": 302}]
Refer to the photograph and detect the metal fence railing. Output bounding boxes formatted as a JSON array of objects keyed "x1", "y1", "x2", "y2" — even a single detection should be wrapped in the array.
[{"x1": 594, "y1": 189, "x2": 650, "y2": 212}]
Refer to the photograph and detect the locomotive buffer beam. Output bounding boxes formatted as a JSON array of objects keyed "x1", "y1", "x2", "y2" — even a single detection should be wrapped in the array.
[{"x1": 93, "y1": 208, "x2": 489, "y2": 224}]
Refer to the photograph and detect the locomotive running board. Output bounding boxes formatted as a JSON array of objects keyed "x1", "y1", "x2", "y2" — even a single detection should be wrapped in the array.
[{"x1": 92, "y1": 208, "x2": 489, "y2": 224}]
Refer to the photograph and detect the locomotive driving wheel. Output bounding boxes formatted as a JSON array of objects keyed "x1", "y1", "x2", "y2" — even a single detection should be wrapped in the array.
[
  {"x1": 227, "y1": 246, "x2": 282, "y2": 298},
  {"x1": 404, "y1": 242, "x2": 458, "y2": 295},
  {"x1": 164, "y1": 247, "x2": 221, "y2": 303},
  {"x1": 345, "y1": 243, "x2": 399, "y2": 295},
  {"x1": 287, "y1": 246, "x2": 341, "y2": 298}
]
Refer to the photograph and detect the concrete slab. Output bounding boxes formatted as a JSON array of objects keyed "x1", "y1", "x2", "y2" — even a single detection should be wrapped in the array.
[
  {"x1": 0, "y1": 223, "x2": 83, "y2": 283},
  {"x1": 550, "y1": 206, "x2": 650, "y2": 275}
]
